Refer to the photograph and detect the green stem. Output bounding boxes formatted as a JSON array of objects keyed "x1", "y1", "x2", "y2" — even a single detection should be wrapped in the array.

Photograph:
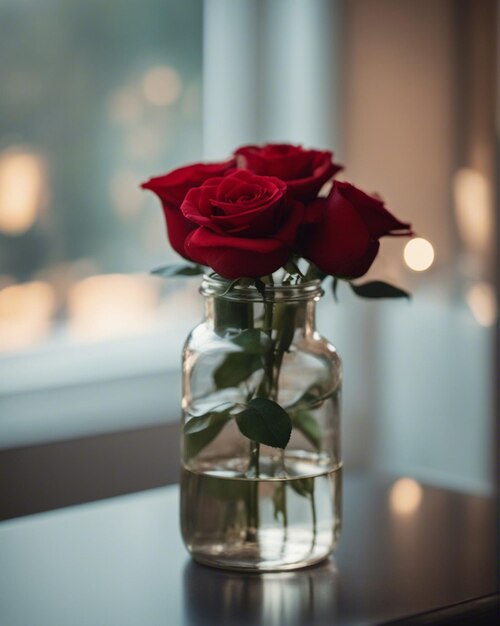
[
  {"x1": 270, "y1": 349, "x2": 285, "y2": 400},
  {"x1": 268, "y1": 301, "x2": 296, "y2": 400},
  {"x1": 246, "y1": 302, "x2": 254, "y2": 329},
  {"x1": 263, "y1": 301, "x2": 274, "y2": 334},
  {"x1": 282, "y1": 485, "x2": 288, "y2": 527},
  {"x1": 245, "y1": 284, "x2": 298, "y2": 545},
  {"x1": 246, "y1": 439, "x2": 260, "y2": 542},
  {"x1": 310, "y1": 489, "x2": 317, "y2": 549},
  {"x1": 304, "y1": 262, "x2": 327, "y2": 282},
  {"x1": 279, "y1": 483, "x2": 289, "y2": 559},
  {"x1": 245, "y1": 294, "x2": 276, "y2": 542},
  {"x1": 249, "y1": 438, "x2": 260, "y2": 475},
  {"x1": 278, "y1": 448, "x2": 288, "y2": 533},
  {"x1": 213, "y1": 294, "x2": 254, "y2": 332}
]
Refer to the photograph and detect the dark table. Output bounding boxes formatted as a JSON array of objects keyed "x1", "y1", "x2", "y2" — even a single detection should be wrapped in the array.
[{"x1": 0, "y1": 474, "x2": 497, "y2": 626}]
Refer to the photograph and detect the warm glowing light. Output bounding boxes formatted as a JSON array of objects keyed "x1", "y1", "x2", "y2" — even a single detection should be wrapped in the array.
[
  {"x1": 453, "y1": 168, "x2": 493, "y2": 255},
  {"x1": 0, "y1": 281, "x2": 55, "y2": 352},
  {"x1": 466, "y1": 282, "x2": 497, "y2": 327},
  {"x1": 68, "y1": 274, "x2": 159, "y2": 341},
  {"x1": 142, "y1": 65, "x2": 182, "y2": 106},
  {"x1": 390, "y1": 478, "x2": 423, "y2": 515},
  {"x1": 404, "y1": 238, "x2": 434, "y2": 272},
  {"x1": 0, "y1": 147, "x2": 45, "y2": 235},
  {"x1": 0, "y1": 275, "x2": 14, "y2": 291},
  {"x1": 110, "y1": 170, "x2": 143, "y2": 217}
]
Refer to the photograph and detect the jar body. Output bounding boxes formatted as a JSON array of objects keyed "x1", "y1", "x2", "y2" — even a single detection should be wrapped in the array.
[{"x1": 180, "y1": 279, "x2": 342, "y2": 571}]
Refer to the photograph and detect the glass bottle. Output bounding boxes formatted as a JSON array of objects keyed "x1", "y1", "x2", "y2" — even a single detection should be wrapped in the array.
[{"x1": 180, "y1": 276, "x2": 342, "y2": 571}]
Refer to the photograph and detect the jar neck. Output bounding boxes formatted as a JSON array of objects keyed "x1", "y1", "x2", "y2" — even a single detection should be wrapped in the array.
[{"x1": 201, "y1": 277, "x2": 322, "y2": 336}]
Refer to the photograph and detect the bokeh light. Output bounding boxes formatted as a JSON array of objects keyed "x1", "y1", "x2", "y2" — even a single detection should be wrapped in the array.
[
  {"x1": 389, "y1": 478, "x2": 423, "y2": 515},
  {"x1": 0, "y1": 147, "x2": 45, "y2": 235},
  {"x1": 142, "y1": 65, "x2": 182, "y2": 106},
  {"x1": 466, "y1": 282, "x2": 497, "y2": 327},
  {"x1": 67, "y1": 274, "x2": 159, "y2": 342},
  {"x1": 453, "y1": 168, "x2": 493, "y2": 255},
  {"x1": 404, "y1": 237, "x2": 435, "y2": 272},
  {"x1": 0, "y1": 281, "x2": 55, "y2": 352}
]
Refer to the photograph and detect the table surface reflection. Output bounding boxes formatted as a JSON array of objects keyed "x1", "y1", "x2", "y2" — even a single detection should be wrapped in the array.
[{"x1": 0, "y1": 474, "x2": 496, "y2": 626}]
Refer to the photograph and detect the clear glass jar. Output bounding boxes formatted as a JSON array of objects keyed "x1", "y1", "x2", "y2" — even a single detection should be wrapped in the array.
[{"x1": 180, "y1": 276, "x2": 342, "y2": 571}]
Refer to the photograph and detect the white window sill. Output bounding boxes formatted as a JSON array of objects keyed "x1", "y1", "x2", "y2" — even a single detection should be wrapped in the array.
[{"x1": 0, "y1": 330, "x2": 186, "y2": 449}]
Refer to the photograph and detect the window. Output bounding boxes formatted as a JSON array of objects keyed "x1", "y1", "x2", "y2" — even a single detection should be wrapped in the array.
[
  {"x1": 0, "y1": 0, "x2": 204, "y2": 443},
  {"x1": 0, "y1": 3, "x2": 204, "y2": 360}
]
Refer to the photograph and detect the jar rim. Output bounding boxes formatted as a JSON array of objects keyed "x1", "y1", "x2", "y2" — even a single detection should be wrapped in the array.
[{"x1": 200, "y1": 275, "x2": 324, "y2": 302}]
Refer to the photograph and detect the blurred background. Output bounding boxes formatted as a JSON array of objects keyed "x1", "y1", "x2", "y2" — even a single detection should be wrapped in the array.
[{"x1": 0, "y1": 0, "x2": 497, "y2": 517}]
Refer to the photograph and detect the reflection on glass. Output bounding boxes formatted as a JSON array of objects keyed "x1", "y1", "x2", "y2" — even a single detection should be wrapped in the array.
[
  {"x1": 403, "y1": 237, "x2": 435, "y2": 272},
  {"x1": 466, "y1": 282, "x2": 497, "y2": 327},
  {"x1": 389, "y1": 478, "x2": 423, "y2": 515},
  {"x1": 0, "y1": 147, "x2": 45, "y2": 235},
  {"x1": 183, "y1": 558, "x2": 338, "y2": 626}
]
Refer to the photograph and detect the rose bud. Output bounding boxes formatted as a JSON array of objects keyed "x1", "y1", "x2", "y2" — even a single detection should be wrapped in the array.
[
  {"x1": 300, "y1": 181, "x2": 412, "y2": 278},
  {"x1": 234, "y1": 143, "x2": 342, "y2": 202},
  {"x1": 181, "y1": 170, "x2": 304, "y2": 279}
]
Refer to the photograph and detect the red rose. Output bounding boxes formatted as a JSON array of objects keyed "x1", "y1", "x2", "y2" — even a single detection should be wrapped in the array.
[
  {"x1": 181, "y1": 170, "x2": 304, "y2": 279},
  {"x1": 141, "y1": 159, "x2": 235, "y2": 259},
  {"x1": 234, "y1": 143, "x2": 342, "y2": 202},
  {"x1": 300, "y1": 181, "x2": 412, "y2": 278}
]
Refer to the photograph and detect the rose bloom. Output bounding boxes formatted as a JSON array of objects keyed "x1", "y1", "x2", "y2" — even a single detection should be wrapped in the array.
[
  {"x1": 141, "y1": 159, "x2": 235, "y2": 259},
  {"x1": 300, "y1": 181, "x2": 412, "y2": 278},
  {"x1": 234, "y1": 143, "x2": 342, "y2": 202},
  {"x1": 181, "y1": 170, "x2": 304, "y2": 279}
]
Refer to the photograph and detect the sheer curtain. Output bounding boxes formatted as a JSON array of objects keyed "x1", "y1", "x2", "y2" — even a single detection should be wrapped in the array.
[{"x1": 202, "y1": 0, "x2": 496, "y2": 492}]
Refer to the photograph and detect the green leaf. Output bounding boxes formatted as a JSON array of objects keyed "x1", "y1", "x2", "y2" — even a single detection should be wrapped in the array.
[
  {"x1": 290, "y1": 477, "x2": 315, "y2": 499},
  {"x1": 183, "y1": 409, "x2": 232, "y2": 459},
  {"x1": 291, "y1": 410, "x2": 322, "y2": 450},
  {"x1": 349, "y1": 280, "x2": 410, "y2": 299},
  {"x1": 213, "y1": 352, "x2": 263, "y2": 389},
  {"x1": 151, "y1": 263, "x2": 205, "y2": 277},
  {"x1": 235, "y1": 398, "x2": 292, "y2": 449},
  {"x1": 230, "y1": 329, "x2": 273, "y2": 354}
]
